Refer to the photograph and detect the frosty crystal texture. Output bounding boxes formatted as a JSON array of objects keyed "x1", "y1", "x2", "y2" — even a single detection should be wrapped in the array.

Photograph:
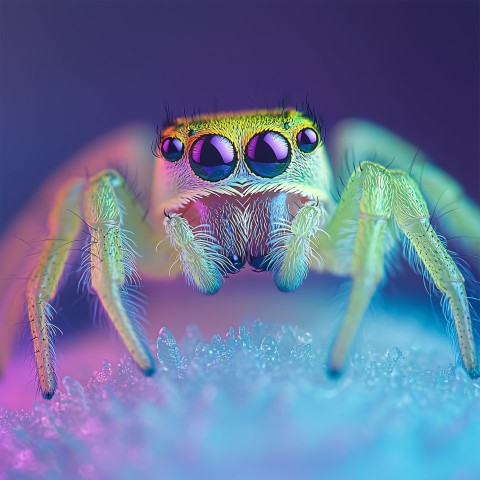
[
  {"x1": 157, "y1": 327, "x2": 187, "y2": 377},
  {"x1": 2, "y1": 321, "x2": 480, "y2": 479}
]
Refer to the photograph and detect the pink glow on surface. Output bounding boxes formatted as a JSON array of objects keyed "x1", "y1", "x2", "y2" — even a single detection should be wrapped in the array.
[
  {"x1": 0, "y1": 270, "x2": 338, "y2": 410},
  {"x1": 0, "y1": 123, "x2": 337, "y2": 411}
]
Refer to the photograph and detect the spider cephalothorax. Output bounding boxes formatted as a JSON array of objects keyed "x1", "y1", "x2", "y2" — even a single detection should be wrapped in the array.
[{"x1": 1, "y1": 109, "x2": 478, "y2": 399}]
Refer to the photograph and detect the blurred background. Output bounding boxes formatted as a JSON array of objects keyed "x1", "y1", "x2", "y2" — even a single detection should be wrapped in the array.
[
  {"x1": 1, "y1": 0, "x2": 478, "y2": 223},
  {"x1": 0, "y1": 0, "x2": 478, "y2": 408}
]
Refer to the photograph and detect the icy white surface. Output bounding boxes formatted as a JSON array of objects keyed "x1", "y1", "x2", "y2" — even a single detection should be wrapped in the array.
[{"x1": 1, "y1": 320, "x2": 480, "y2": 480}]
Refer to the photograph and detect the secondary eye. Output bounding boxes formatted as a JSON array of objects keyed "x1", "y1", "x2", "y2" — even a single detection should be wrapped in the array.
[
  {"x1": 296, "y1": 128, "x2": 319, "y2": 153},
  {"x1": 161, "y1": 137, "x2": 184, "y2": 161},
  {"x1": 189, "y1": 134, "x2": 237, "y2": 181},
  {"x1": 245, "y1": 131, "x2": 291, "y2": 178}
]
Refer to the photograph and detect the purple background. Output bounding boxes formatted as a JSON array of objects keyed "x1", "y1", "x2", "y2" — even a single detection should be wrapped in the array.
[{"x1": 0, "y1": 0, "x2": 478, "y2": 235}]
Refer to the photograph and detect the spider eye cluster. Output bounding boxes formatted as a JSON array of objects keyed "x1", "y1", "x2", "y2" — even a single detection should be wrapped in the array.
[{"x1": 160, "y1": 125, "x2": 320, "y2": 182}]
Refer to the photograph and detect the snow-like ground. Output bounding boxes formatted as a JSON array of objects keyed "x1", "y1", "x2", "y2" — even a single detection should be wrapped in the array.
[{"x1": 1, "y1": 313, "x2": 479, "y2": 480}]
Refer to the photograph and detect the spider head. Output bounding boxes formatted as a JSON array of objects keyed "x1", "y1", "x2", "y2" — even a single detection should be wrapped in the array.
[{"x1": 152, "y1": 109, "x2": 335, "y2": 223}]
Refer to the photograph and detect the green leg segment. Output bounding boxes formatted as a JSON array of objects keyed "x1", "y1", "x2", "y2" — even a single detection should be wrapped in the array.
[
  {"x1": 391, "y1": 171, "x2": 478, "y2": 378},
  {"x1": 326, "y1": 163, "x2": 393, "y2": 376},
  {"x1": 25, "y1": 168, "x2": 175, "y2": 400},
  {"x1": 319, "y1": 161, "x2": 478, "y2": 379},
  {"x1": 113, "y1": 173, "x2": 179, "y2": 279},
  {"x1": 26, "y1": 180, "x2": 84, "y2": 399},
  {"x1": 331, "y1": 120, "x2": 480, "y2": 256},
  {"x1": 84, "y1": 170, "x2": 158, "y2": 378}
]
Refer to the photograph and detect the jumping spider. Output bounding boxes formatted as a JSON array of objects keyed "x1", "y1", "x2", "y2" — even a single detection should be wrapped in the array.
[{"x1": 1, "y1": 109, "x2": 478, "y2": 399}]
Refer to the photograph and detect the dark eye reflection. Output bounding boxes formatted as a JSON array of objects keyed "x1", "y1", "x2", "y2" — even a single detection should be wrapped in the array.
[
  {"x1": 189, "y1": 135, "x2": 238, "y2": 181},
  {"x1": 296, "y1": 127, "x2": 319, "y2": 153},
  {"x1": 245, "y1": 131, "x2": 291, "y2": 178},
  {"x1": 161, "y1": 137, "x2": 184, "y2": 161}
]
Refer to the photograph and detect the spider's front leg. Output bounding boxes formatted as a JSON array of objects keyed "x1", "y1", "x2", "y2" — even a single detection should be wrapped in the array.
[
  {"x1": 321, "y1": 163, "x2": 394, "y2": 377},
  {"x1": 83, "y1": 170, "x2": 159, "y2": 378},
  {"x1": 28, "y1": 168, "x2": 175, "y2": 399},
  {"x1": 319, "y1": 162, "x2": 478, "y2": 378}
]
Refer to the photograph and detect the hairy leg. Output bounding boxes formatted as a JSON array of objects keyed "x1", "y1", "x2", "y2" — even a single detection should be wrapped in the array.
[
  {"x1": 322, "y1": 163, "x2": 394, "y2": 376},
  {"x1": 26, "y1": 181, "x2": 84, "y2": 399},
  {"x1": 391, "y1": 170, "x2": 478, "y2": 377},
  {"x1": 25, "y1": 166, "x2": 176, "y2": 399},
  {"x1": 0, "y1": 124, "x2": 156, "y2": 376},
  {"x1": 331, "y1": 120, "x2": 480, "y2": 257},
  {"x1": 317, "y1": 161, "x2": 478, "y2": 378},
  {"x1": 83, "y1": 170, "x2": 170, "y2": 379},
  {"x1": 113, "y1": 171, "x2": 180, "y2": 279}
]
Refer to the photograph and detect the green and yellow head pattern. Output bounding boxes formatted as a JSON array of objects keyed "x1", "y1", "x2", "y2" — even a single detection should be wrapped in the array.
[{"x1": 152, "y1": 109, "x2": 335, "y2": 216}]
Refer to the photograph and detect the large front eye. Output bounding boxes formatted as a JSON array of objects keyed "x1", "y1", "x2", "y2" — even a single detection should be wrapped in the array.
[
  {"x1": 245, "y1": 131, "x2": 291, "y2": 178},
  {"x1": 161, "y1": 137, "x2": 184, "y2": 161},
  {"x1": 296, "y1": 128, "x2": 319, "y2": 153},
  {"x1": 189, "y1": 134, "x2": 237, "y2": 181}
]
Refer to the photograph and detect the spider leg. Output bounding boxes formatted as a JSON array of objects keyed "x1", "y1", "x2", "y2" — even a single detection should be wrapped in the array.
[
  {"x1": 84, "y1": 170, "x2": 157, "y2": 379},
  {"x1": 331, "y1": 120, "x2": 480, "y2": 256},
  {"x1": 26, "y1": 181, "x2": 84, "y2": 399},
  {"x1": 324, "y1": 163, "x2": 394, "y2": 377},
  {"x1": 112, "y1": 169, "x2": 180, "y2": 279},
  {"x1": 318, "y1": 159, "x2": 478, "y2": 378},
  {"x1": 0, "y1": 124, "x2": 156, "y2": 378},
  {"x1": 391, "y1": 171, "x2": 478, "y2": 378},
  {"x1": 25, "y1": 166, "x2": 174, "y2": 400}
]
